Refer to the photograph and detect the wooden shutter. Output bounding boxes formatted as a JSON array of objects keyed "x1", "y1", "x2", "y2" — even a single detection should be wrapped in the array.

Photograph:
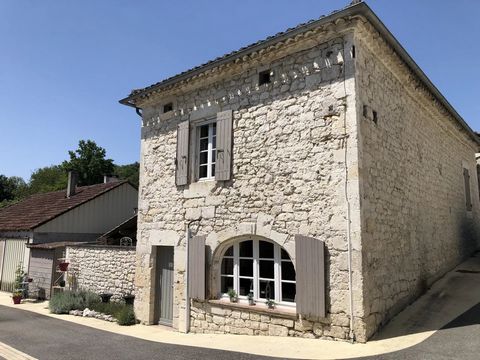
[
  {"x1": 464, "y1": 168, "x2": 472, "y2": 211},
  {"x1": 175, "y1": 120, "x2": 189, "y2": 186},
  {"x1": 215, "y1": 110, "x2": 233, "y2": 181},
  {"x1": 188, "y1": 234, "x2": 206, "y2": 300},
  {"x1": 295, "y1": 235, "x2": 325, "y2": 318}
]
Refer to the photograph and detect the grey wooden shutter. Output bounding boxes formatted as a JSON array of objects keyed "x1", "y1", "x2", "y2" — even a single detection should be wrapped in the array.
[
  {"x1": 464, "y1": 168, "x2": 472, "y2": 211},
  {"x1": 175, "y1": 120, "x2": 189, "y2": 186},
  {"x1": 188, "y1": 234, "x2": 206, "y2": 300},
  {"x1": 295, "y1": 235, "x2": 325, "y2": 318},
  {"x1": 215, "y1": 110, "x2": 233, "y2": 181}
]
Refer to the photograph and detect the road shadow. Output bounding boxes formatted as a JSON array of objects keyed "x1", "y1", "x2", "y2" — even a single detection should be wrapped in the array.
[{"x1": 347, "y1": 302, "x2": 480, "y2": 360}]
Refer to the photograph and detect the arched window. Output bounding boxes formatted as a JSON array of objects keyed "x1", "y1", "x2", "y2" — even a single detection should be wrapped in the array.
[{"x1": 220, "y1": 239, "x2": 296, "y2": 306}]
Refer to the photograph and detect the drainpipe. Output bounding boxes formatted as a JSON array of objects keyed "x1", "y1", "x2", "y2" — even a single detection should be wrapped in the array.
[
  {"x1": 185, "y1": 224, "x2": 191, "y2": 333},
  {"x1": 342, "y1": 36, "x2": 355, "y2": 342}
]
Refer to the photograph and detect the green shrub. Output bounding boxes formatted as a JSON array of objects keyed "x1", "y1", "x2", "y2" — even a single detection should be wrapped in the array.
[
  {"x1": 90, "y1": 302, "x2": 124, "y2": 317},
  {"x1": 49, "y1": 290, "x2": 100, "y2": 314},
  {"x1": 116, "y1": 305, "x2": 136, "y2": 326}
]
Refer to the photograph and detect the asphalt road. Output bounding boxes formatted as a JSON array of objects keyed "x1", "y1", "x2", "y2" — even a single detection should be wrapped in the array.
[
  {"x1": 351, "y1": 302, "x2": 480, "y2": 360},
  {"x1": 0, "y1": 305, "x2": 283, "y2": 360},
  {"x1": 0, "y1": 303, "x2": 479, "y2": 360}
]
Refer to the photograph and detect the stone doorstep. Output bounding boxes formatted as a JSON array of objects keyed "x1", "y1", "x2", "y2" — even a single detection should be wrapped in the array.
[{"x1": 206, "y1": 299, "x2": 297, "y2": 320}]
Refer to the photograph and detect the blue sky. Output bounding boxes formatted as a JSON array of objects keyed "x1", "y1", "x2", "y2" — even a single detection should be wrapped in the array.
[{"x1": 1, "y1": 1, "x2": 479, "y2": 180}]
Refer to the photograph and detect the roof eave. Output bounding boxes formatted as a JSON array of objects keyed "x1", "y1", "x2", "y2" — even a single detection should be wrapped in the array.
[{"x1": 119, "y1": 2, "x2": 480, "y2": 146}]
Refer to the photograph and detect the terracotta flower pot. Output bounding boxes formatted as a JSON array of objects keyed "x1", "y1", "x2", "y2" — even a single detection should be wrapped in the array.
[
  {"x1": 12, "y1": 295, "x2": 22, "y2": 305},
  {"x1": 58, "y1": 262, "x2": 69, "y2": 271}
]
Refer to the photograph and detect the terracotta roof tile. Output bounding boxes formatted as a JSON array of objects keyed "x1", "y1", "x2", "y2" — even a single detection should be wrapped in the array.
[{"x1": 0, "y1": 181, "x2": 127, "y2": 231}]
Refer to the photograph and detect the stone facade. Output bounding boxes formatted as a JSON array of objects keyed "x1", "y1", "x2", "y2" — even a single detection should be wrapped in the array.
[
  {"x1": 354, "y1": 22, "x2": 480, "y2": 338},
  {"x1": 190, "y1": 301, "x2": 350, "y2": 339},
  {"x1": 127, "y1": 10, "x2": 480, "y2": 343},
  {"x1": 67, "y1": 245, "x2": 136, "y2": 301}
]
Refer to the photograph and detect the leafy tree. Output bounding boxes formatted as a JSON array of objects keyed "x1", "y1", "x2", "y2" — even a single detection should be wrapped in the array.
[
  {"x1": 114, "y1": 162, "x2": 139, "y2": 188},
  {"x1": 29, "y1": 165, "x2": 68, "y2": 194},
  {"x1": 62, "y1": 140, "x2": 114, "y2": 186},
  {"x1": 0, "y1": 175, "x2": 27, "y2": 207}
]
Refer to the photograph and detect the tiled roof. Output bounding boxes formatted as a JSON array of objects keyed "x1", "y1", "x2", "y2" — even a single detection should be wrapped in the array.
[
  {"x1": 120, "y1": 2, "x2": 360, "y2": 106},
  {"x1": 119, "y1": 1, "x2": 480, "y2": 145},
  {"x1": 0, "y1": 181, "x2": 127, "y2": 231}
]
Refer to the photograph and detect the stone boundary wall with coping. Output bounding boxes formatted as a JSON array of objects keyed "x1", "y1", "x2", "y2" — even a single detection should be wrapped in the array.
[{"x1": 66, "y1": 245, "x2": 136, "y2": 301}]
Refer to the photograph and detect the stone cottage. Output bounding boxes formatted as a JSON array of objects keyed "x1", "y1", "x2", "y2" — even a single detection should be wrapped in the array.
[{"x1": 120, "y1": 2, "x2": 480, "y2": 342}]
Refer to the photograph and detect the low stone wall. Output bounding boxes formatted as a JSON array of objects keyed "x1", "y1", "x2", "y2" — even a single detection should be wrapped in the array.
[
  {"x1": 66, "y1": 245, "x2": 135, "y2": 301},
  {"x1": 190, "y1": 301, "x2": 350, "y2": 340}
]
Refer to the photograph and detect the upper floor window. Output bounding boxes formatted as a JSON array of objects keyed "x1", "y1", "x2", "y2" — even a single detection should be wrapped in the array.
[
  {"x1": 197, "y1": 122, "x2": 216, "y2": 180},
  {"x1": 220, "y1": 239, "x2": 296, "y2": 307}
]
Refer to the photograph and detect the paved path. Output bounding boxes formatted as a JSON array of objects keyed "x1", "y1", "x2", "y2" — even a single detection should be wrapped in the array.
[
  {"x1": 350, "y1": 302, "x2": 480, "y2": 360},
  {"x1": 0, "y1": 305, "x2": 281, "y2": 360}
]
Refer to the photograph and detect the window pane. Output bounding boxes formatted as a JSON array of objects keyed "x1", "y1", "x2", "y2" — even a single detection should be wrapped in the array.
[
  {"x1": 221, "y1": 276, "x2": 233, "y2": 294},
  {"x1": 211, "y1": 150, "x2": 216, "y2": 162},
  {"x1": 281, "y1": 249, "x2": 291, "y2": 260},
  {"x1": 224, "y1": 246, "x2": 233, "y2": 256},
  {"x1": 212, "y1": 123, "x2": 216, "y2": 135},
  {"x1": 199, "y1": 138, "x2": 208, "y2": 151},
  {"x1": 200, "y1": 125, "x2": 209, "y2": 138},
  {"x1": 211, "y1": 164, "x2": 215, "y2": 176},
  {"x1": 199, "y1": 165, "x2": 208, "y2": 178},
  {"x1": 221, "y1": 258, "x2": 233, "y2": 275},
  {"x1": 212, "y1": 136, "x2": 216, "y2": 149},
  {"x1": 199, "y1": 151, "x2": 208, "y2": 165},
  {"x1": 239, "y1": 240, "x2": 253, "y2": 257},
  {"x1": 259, "y1": 280, "x2": 275, "y2": 299},
  {"x1": 239, "y1": 278, "x2": 253, "y2": 296},
  {"x1": 259, "y1": 260, "x2": 274, "y2": 279},
  {"x1": 281, "y1": 282, "x2": 296, "y2": 302},
  {"x1": 281, "y1": 260, "x2": 295, "y2": 281},
  {"x1": 259, "y1": 241, "x2": 274, "y2": 258},
  {"x1": 239, "y1": 259, "x2": 253, "y2": 277}
]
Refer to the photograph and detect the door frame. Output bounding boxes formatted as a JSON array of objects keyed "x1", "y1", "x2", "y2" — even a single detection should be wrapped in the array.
[{"x1": 154, "y1": 245, "x2": 174, "y2": 326}]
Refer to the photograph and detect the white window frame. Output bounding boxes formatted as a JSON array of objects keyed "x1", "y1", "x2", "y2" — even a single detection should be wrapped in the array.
[
  {"x1": 196, "y1": 119, "x2": 216, "y2": 181},
  {"x1": 220, "y1": 239, "x2": 296, "y2": 308}
]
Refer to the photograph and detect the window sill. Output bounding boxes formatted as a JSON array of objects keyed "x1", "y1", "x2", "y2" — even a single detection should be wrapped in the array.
[{"x1": 206, "y1": 299, "x2": 297, "y2": 319}]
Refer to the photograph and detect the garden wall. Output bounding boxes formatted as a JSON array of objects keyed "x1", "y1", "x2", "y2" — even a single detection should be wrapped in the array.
[{"x1": 66, "y1": 245, "x2": 135, "y2": 301}]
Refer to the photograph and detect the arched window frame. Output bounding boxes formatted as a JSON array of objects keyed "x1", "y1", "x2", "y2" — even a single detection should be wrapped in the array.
[{"x1": 219, "y1": 239, "x2": 296, "y2": 308}]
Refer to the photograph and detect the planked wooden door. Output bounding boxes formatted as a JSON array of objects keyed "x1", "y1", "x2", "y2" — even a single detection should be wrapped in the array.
[{"x1": 155, "y1": 246, "x2": 174, "y2": 325}]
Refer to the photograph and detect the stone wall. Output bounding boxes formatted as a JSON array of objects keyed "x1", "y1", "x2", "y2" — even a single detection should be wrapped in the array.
[
  {"x1": 135, "y1": 23, "x2": 364, "y2": 340},
  {"x1": 355, "y1": 23, "x2": 480, "y2": 338},
  {"x1": 66, "y1": 245, "x2": 136, "y2": 301},
  {"x1": 190, "y1": 301, "x2": 350, "y2": 339}
]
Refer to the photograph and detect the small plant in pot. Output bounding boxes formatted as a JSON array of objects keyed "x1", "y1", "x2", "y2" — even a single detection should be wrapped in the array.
[
  {"x1": 247, "y1": 291, "x2": 255, "y2": 306},
  {"x1": 266, "y1": 298, "x2": 275, "y2": 309},
  {"x1": 12, "y1": 290, "x2": 23, "y2": 304},
  {"x1": 227, "y1": 288, "x2": 237, "y2": 303},
  {"x1": 59, "y1": 280, "x2": 66, "y2": 288},
  {"x1": 58, "y1": 259, "x2": 70, "y2": 272}
]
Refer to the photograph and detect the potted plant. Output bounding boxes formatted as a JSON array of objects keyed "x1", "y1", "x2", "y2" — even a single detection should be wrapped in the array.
[
  {"x1": 58, "y1": 259, "x2": 70, "y2": 272},
  {"x1": 266, "y1": 299, "x2": 275, "y2": 309},
  {"x1": 247, "y1": 291, "x2": 255, "y2": 306},
  {"x1": 227, "y1": 288, "x2": 237, "y2": 303},
  {"x1": 59, "y1": 280, "x2": 66, "y2": 287},
  {"x1": 12, "y1": 290, "x2": 23, "y2": 304}
]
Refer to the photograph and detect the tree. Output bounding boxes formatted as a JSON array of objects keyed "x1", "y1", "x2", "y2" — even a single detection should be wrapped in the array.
[
  {"x1": 62, "y1": 140, "x2": 114, "y2": 186},
  {"x1": 29, "y1": 165, "x2": 68, "y2": 194},
  {"x1": 0, "y1": 175, "x2": 27, "y2": 207},
  {"x1": 114, "y1": 162, "x2": 139, "y2": 188}
]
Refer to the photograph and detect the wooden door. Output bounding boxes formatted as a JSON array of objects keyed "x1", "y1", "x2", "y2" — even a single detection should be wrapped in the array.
[{"x1": 155, "y1": 246, "x2": 174, "y2": 325}]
